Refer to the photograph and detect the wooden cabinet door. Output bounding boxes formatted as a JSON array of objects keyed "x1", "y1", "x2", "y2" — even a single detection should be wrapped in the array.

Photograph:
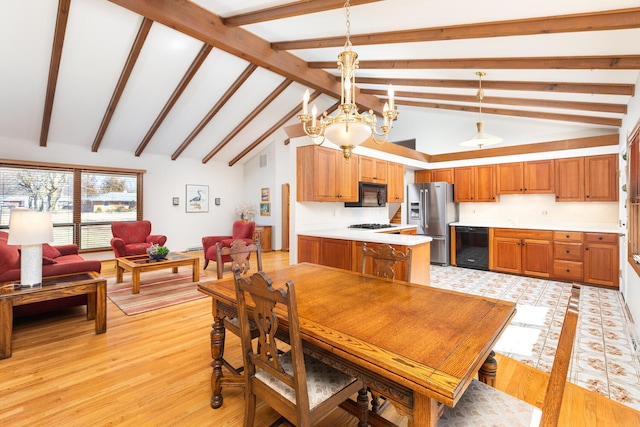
[
  {"x1": 585, "y1": 154, "x2": 618, "y2": 201},
  {"x1": 298, "y1": 235, "x2": 320, "y2": 264},
  {"x1": 359, "y1": 157, "x2": 387, "y2": 184},
  {"x1": 584, "y1": 233, "x2": 619, "y2": 288},
  {"x1": 432, "y1": 168, "x2": 454, "y2": 184},
  {"x1": 414, "y1": 169, "x2": 431, "y2": 183},
  {"x1": 254, "y1": 226, "x2": 272, "y2": 252},
  {"x1": 454, "y1": 167, "x2": 474, "y2": 202},
  {"x1": 523, "y1": 159, "x2": 555, "y2": 194},
  {"x1": 497, "y1": 162, "x2": 523, "y2": 194},
  {"x1": 387, "y1": 162, "x2": 405, "y2": 202},
  {"x1": 336, "y1": 153, "x2": 358, "y2": 201},
  {"x1": 555, "y1": 157, "x2": 585, "y2": 201},
  {"x1": 320, "y1": 238, "x2": 352, "y2": 270},
  {"x1": 474, "y1": 164, "x2": 497, "y2": 202},
  {"x1": 522, "y1": 239, "x2": 552, "y2": 277},
  {"x1": 314, "y1": 147, "x2": 339, "y2": 201},
  {"x1": 492, "y1": 236, "x2": 522, "y2": 274}
]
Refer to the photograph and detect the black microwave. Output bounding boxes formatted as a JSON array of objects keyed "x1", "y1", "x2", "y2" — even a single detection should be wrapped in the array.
[{"x1": 345, "y1": 182, "x2": 387, "y2": 207}]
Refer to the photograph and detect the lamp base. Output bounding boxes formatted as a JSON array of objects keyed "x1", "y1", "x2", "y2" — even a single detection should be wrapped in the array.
[{"x1": 19, "y1": 244, "x2": 44, "y2": 289}]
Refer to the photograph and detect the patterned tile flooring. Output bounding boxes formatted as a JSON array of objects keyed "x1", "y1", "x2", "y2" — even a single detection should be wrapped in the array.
[{"x1": 430, "y1": 265, "x2": 640, "y2": 412}]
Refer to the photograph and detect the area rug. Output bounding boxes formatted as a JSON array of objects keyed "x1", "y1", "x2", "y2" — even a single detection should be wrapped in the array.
[{"x1": 107, "y1": 271, "x2": 208, "y2": 316}]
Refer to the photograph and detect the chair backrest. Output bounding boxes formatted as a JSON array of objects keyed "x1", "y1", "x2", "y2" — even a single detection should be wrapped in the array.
[
  {"x1": 537, "y1": 283, "x2": 580, "y2": 427},
  {"x1": 361, "y1": 242, "x2": 413, "y2": 282},
  {"x1": 216, "y1": 239, "x2": 263, "y2": 277},
  {"x1": 232, "y1": 220, "x2": 255, "y2": 240},
  {"x1": 111, "y1": 220, "x2": 152, "y2": 244},
  {"x1": 233, "y1": 269, "x2": 312, "y2": 414}
]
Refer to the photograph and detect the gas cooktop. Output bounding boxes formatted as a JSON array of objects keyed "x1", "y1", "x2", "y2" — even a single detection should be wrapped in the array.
[{"x1": 348, "y1": 223, "x2": 396, "y2": 230}]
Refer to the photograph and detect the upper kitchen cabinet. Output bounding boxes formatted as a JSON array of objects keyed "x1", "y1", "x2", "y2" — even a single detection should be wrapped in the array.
[
  {"x1": 415, "y1": 168, "x2": 454, "y2": 184},
  {"x1": 387, "y1": 162, "x2": 405, "y2": 203},
  {"x1": 296, "y1": 145, "x2": 358, "y2": 202},
  {"x1": 454, "y1": 165, "x2": 498, "y2": 202},
  {"x1": 359, "y1": 157, "x2": 388, "y2": 184},
  {"x1": 497, "y1": 160, "x2": 555, "y2": 195},
  {"x1": 555, "y1": 154, "x2": 618, "y2": 202}
]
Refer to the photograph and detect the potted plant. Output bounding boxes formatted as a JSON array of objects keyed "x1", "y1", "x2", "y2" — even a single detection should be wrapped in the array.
[{"x1": 146, "y1": 243, "x2": 170, "y2": 260}]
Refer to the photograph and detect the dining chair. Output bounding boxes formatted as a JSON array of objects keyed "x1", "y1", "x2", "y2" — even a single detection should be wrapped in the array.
[
  {"x1": 438, "y1": 283, "x2": 581, "y2": 427},
  {"x1": 361, "y1": 242, "x2": 413, "y2": 282},
  {"x1": 233, "y1": 268, "x2": 369, "y2": 427},
  {"x1": 215, "y1": 238, "x2": 262, "y2": 280}
]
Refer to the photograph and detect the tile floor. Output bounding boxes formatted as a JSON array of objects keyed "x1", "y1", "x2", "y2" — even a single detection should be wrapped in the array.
[{"x1": 429, "y1": 265, "x2": 640, "y2": 412}]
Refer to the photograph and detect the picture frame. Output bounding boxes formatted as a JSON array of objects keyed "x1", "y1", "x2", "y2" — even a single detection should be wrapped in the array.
[
  {"x1": 260, "y1": 202, "x2": 271, "y2": 216},
  {"x1": 186, "y1": 184, "x2": 209, "y2": 213},
  {"x1": 261, "y1": 187, "x2": 270, "y2": 202}
]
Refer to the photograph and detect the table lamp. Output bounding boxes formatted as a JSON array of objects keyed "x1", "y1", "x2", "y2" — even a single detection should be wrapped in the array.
[{"x1": 8, "y1": 208, "x2": 54, "y2": 289}]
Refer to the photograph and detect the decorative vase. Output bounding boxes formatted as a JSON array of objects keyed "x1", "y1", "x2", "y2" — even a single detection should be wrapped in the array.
[
  {"x1": 149, "y1": 253, "x2": 167, "y2": 260},
  {"x1": 241, "y1": 214, "x2": 248, "y2": 222}
]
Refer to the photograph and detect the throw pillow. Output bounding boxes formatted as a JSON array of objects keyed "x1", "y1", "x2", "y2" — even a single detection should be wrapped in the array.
[
  {"x1": 43, "y1": 243, "x2": 62, "y2": 259},
  {"x1": 43, "y1": 256, "x2": 58, "y2": 265}
]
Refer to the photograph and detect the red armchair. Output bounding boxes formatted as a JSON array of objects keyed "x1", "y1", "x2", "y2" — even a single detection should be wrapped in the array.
[
  {"x1": 110, "y1": 220, "x2": 167, "y2": 258},
  {"x1": 202, "y1": 221, "x2": 255, "y2": 270}
]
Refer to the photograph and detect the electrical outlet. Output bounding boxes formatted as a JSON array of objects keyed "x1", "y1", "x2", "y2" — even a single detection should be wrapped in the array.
[{"x1": 542, "y1": 210, "x2": 548, "y2": 215}]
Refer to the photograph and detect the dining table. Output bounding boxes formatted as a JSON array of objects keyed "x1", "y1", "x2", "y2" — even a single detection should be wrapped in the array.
[{"x1": 197, "y1": 263, "x2": 516, "y2": 427}]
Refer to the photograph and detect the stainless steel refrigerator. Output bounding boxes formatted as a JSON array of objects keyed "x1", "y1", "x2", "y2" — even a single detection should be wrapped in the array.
[{"x1": 407, "y1": 182, "x2": 459, "y2": 266}]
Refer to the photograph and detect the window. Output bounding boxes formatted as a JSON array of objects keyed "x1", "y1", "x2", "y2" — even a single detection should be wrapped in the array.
[
  {"x1": 628, "y1": 124, "x2": 640, "y2": 275},
  {"x1": 0, "y1": 160, "x2": 144, "y2": 251}
]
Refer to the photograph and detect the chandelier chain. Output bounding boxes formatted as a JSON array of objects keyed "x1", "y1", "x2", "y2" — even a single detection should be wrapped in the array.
[{"x1": 344, "y1": 0, "x2": 352, "y2": 48}]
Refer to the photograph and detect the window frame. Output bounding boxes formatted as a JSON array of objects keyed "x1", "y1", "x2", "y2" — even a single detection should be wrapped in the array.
[
  {"x1": 0, "y1": 158, "x2": 145, "y2": 252},
  {"x1": 627, "y1": 121, "x2": 640, "y2": 277}
]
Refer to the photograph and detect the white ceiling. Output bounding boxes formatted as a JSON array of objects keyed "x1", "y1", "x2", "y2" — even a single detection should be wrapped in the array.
[{"x1": 1, "y1": 0, "x2": 639, "y2": 165}]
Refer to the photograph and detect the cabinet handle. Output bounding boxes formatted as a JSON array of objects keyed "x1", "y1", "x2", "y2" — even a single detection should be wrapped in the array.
[
  {"x1": 585, "y1": 247, "x2": 589, "y2": 251},
  {"x1": 566, "y1": 250, "x2": 570, "y2": 253},
  {"x1": 586, "y1": 195, "x2": 590, "y2": 198},
  {"x1": 566, "y1": 269, "x2": 570, "y2": 272},
  {"x1": 566, "y1": 235, "x2": 570, "y2": 238},
  {"x1": 598, "y1": 236, "x2": 603, "y2": 240},
  {"x1": 524, "y1": 188, "x2": 528, "y2": 191}
]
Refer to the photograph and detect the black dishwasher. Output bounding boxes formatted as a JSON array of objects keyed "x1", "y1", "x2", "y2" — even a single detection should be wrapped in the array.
[{"x1": 455, "y1": 226, "x2": 489, "y2": 271}]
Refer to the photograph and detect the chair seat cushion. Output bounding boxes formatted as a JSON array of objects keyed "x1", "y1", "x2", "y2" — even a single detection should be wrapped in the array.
[
  {"x1": 439, "y1": 379, "x2": 540, "y2": 427},
  {"x1": 255, "y1": 350, "x2": 357, "y2": 410}
]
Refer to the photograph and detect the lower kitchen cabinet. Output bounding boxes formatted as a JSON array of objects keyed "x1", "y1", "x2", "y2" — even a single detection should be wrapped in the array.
[
  {"x1": 584, "y1": 232, "x2": 619, "y2": 288},
  {"x1": 552, "y1": 231, "x2": 584, "y2": 282},
  {"x1": 298, "y1": 235, "x2": 321, "y2": 264},
  {"x1": 320, "y1": 238, "x2": 352, "y2": 270},
  {"x1": 491, "y1": 228, "x2": 552, "y2": 278}
]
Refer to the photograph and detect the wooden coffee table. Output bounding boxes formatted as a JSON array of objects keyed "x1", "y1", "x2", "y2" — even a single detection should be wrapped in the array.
[
  {"x1": 115, "y1": 252, "x2": 200, "y2": 294},
  {"x1": 0, "y1": 271, "x2": 107, "y2": 359}
]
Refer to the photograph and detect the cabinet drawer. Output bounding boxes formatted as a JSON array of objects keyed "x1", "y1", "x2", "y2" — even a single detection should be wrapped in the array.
[
  {"x1": 552, "y1": 231, "x2": 583, "y2": 242},
  {"x1": 553, "y1": 260, "x2": 583, "y2": 281},
  {"x1": 553, "y1": 242, "x2": 583, "y2": 261},
  {"x1": 493, "y1": 228, "x2": 552, "y2": 240},
  {"x1": 585, "y1": 233, "x2": 618, "y2": 244}
]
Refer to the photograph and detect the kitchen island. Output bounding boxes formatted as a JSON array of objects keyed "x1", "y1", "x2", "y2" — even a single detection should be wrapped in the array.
[{"x1": 297, "y1": 225, "x2": 432, "y2": 285}]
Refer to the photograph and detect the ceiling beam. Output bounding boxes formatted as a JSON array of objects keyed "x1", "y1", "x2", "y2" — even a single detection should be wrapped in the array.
[
  {"x1": 135, "y1": 43, "x2": 213, "y2": 157},
  {"x1": 107, "y1": 0, "x2": 386, "y2": 114},
  {"x1": 171, "y1": 64, "x2": 258, "y2": 161},
  {"x1": 223, "y1": 0, "x2": 381, "y2": 27},
  {"x1": 91, "y1": 17, "x2": 153, "y2": 152},
  {"x1": 361, "y1": 89, "x2": 627, "y2": 114},
  {"x1": 395, "y1": 99, "x2": 622, "y2": 127},
  {"x1": 40, "y1": 0, "x2": 71, "y2": 147},
  {"x1": 309, "y1": 55, "x2": 640, "y2": 70},
  {"x1": 272, "y1": 8, "x2": 640, "y2": 50},
  {"x1": 356, "y1": 77, "x2": 635, "y2": 96},
  {"x1": 203, "y1": 79, "x2": 293, "y2": 163}
]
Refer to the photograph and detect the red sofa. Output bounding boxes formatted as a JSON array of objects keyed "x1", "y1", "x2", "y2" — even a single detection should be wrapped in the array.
[
  {"x1": 0, "y1": 231, "x2": 102, "y2": 317},
  {"x1": 202, "y1": 221, "x2": 256, "y2": 270}
]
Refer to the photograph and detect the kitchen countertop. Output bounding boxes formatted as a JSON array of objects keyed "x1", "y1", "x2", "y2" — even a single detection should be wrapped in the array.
[
  {"x1": 297, "y1": 225, "x2": 432, "y2": 246},
  {"x1": 450, "y1": 220, "x2": 622, "y2": 234}
]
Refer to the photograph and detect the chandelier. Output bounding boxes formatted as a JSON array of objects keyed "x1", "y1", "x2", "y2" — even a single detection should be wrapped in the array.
[
  {"x1": 459, "y1": 71, "x2": 503, "y2": 149},
  {"x1": 297, "y1": 0, "x2": 399, "y2": 160}
]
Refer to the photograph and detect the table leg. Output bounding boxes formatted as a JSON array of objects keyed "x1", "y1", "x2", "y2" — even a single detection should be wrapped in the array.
[
  {"x1": 478, "y1": 350, "x2": 497, "y2": 387},
  {"x1": 86, "y1": 289, "x2": 96, "y2": 320},
  {"x1": 193, "y1": 259, "x2": 200, "y2": 282},
  {"x1": 410, "y1": 392, "x2": 439, "y2": 427},
  {"x1": 116, "y1": 262, "x2": 124, "y2": 283},
  {"x1": 95, "y1": 281, "x2": 107, "y2": 334},
  {"x1": 172, "y1": 267, "x2": 178, "y2": 274},
  {"x1": 0, "y1": 298, "x2": 13, "y2": 359},
  {"x1": 132, "y1": 270, "x2": 141, "y2": 294},
  {"x1": 210, "y1": 312, "x2": 226, "y2": 409}
]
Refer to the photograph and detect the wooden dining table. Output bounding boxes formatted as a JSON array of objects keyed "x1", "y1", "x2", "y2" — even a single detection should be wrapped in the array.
[{"x1": 197, "y1": 263, "x2": 516, "y2": 427}]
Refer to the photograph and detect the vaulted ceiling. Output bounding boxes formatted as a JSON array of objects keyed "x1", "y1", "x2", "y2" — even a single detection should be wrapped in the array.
[{"x1": 2, "y1": 0, "x2": 639, "y2": 166}]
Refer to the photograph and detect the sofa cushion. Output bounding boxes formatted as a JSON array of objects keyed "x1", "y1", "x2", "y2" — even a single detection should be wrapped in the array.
[
  {"x1": 42, "y1": 256, "x2": 58, "y2": 265},
  {"x1": 0, "y1": 232, "x2": 20, "y2": 273},
  {"x1": 43, "y1": 243, "x2": 62, "y2": 259}
]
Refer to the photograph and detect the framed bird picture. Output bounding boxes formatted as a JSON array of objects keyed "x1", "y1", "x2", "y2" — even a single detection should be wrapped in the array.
[{"x1": 186, "y1": 184, "x2": 209, "y2": 213}]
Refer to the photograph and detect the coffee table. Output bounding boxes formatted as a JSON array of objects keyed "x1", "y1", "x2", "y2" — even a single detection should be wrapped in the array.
[
  {"x1": 115, "y1": 252, "x2": 200, "y2": 294},
  {"x1": 0, "y1": 271, "x2": 107, "y2": 359}
]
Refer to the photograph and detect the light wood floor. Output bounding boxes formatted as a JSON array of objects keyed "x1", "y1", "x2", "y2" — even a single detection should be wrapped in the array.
[{"x1": 1, "y1": 250, "x2": 639, "y2": 426}]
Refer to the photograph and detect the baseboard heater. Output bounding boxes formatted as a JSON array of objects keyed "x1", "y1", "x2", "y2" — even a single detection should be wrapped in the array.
[{"x1": 186, "y1": 246, "x2": 203, "y2": 252}]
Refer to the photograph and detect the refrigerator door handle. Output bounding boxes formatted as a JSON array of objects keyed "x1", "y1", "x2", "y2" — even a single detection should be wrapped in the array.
[{"x1": 422, "y1": 188, "x2": 429, "y2": 232}]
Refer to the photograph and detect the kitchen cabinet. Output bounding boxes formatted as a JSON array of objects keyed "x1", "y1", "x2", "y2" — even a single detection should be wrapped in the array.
[
  {"x1": 352, "y1": 241, "x2": 410, "y2": 282},
  {"x1": 254, "y1": 225, "x2": 272, "y2": 252},
  {"x1": 296, "y1": 145, "x2": 358, "y2": 202},
  {"x1": 497, "y1": 160, "x2": 555, "y2": 194},
  {"x1": 491, "y1": 228, "x2": 552, "y2": 278},
  {"x1": 454, "y1": 165, "x2": 497, "y2": 202},
  {"x1": 387, "y1": 162, "x2": 405, "y2": 203},
  {"x1": 415, "y1": 168, "x2": 454, "y2": 184},
  {"x1": 555, "y1": 154, "x2": 618, "y2": 202},
  {"x1": 584, "y1": 232, "x2": 619, "y2": 288},
  {"x1": 552, "y1": 231, "x2": 584, "y2": 282},
  {"x1": 298, "y1": 235, "x2": 320, "y2": 264},
  {"x1": 359, "y1": 157, "x2": 388, "y2": 184},
  {"x1": 320, "y1": 238, "x2": 352, "y2": 270}
]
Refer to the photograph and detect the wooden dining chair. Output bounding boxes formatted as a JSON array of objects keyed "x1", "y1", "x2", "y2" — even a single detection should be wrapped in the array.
[
  {"x1": 233, "y1": 269, "x2": 368, "y2": 427},
  {"x1": 361, "y1": 242, "x2": 413, "y2": 282},
  {"x1": 438, "y1": 284, "x2": 581, "y2": 427},
  {"x1": 215, "y1": 238, "x2": 262, "y2": 280}
]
